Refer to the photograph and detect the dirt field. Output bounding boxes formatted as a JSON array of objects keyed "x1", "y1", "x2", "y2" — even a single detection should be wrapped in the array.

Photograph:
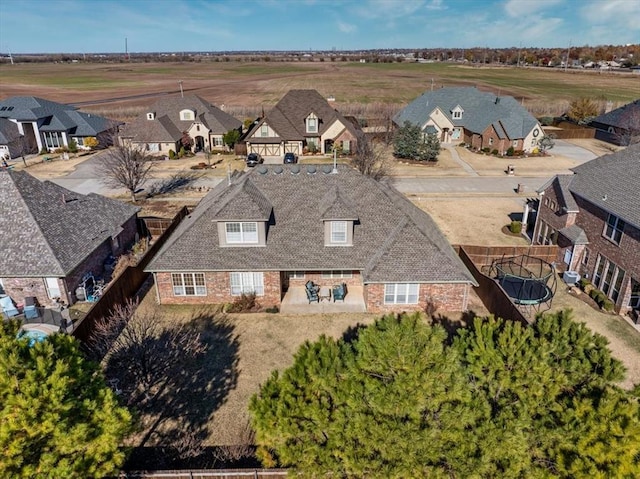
[{"x1": 1, "y1": 62, "x2": 638, "y2": 121}]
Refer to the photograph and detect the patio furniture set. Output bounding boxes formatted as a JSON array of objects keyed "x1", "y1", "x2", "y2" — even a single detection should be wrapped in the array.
[{"x1": 305, "y1": 281, "x2": 347, "y2": 304}]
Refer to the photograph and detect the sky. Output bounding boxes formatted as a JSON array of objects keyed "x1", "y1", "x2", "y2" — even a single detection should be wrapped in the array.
[{"x1": 0, "y1": 0, "x2": 638, "y2": 54}]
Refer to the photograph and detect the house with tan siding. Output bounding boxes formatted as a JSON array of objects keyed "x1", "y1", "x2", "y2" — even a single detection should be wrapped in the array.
[{"x1": 145, "y1": 164, "x2": 477, "y2": 313}]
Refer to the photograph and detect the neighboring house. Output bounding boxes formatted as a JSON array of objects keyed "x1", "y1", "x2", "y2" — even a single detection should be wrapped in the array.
[
  {"x1": 119, "y1": 94, "x2": 242, "y2": 155},
  {"x1": 0, "y1": 118, "x2": 23, "y2": 159},
  {"x1": 533, "y1": 144, "x2": 640, "y2": 315},
  {"x1": 590, "y1": 99, "x2": 640, "y2": 145},
  {"x1": 145, "y1": 164, "x2": 477, "y2": 313},
  {"x1": 0, "y1": 170, "x2": 140, "y2": 307},
  {"x1": 0, "y1": 96, "x2": 119, "y2": 154},
  {"x1": 394, "y1": 87, "x2": 543, "y2": 154},
  {"x1": 245, "y1": 90, "x2": 361, "y2": 156}
]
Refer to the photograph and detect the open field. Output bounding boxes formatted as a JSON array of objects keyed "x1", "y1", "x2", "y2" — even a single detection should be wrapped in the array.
[{"x1": 1, "y1": 61, "x2": 638, "y2": 120}]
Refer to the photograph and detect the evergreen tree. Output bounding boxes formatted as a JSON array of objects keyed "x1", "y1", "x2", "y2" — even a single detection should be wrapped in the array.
[
  {"x1": 0, "y1": 321, "x2": 133, "y2": 478},
  {"x1": 393, "y1": 121, "x2": 440, "y2": 161}
]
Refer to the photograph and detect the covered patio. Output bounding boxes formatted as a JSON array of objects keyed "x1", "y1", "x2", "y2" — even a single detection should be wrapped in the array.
[{"x1": 280, "y1": 285, "x2": 366, "y2": 314}]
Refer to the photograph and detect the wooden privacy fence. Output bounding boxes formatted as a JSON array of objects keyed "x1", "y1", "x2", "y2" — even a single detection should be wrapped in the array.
[
  {"x1": 124, "y1": 469, "x2": 287, "y2": 479},
  {"x1": 543, "y1": 122, "x2": 595, "y2": 140},
  {"x1": 455, "y1": 245, "x2": 559, "y2": 324},
  {"x1": 72, "y1": 207, "x2": 189, "y2": 342},
  {"x1": 139, "y1": 216, "x2": 177, "y2": 238}
]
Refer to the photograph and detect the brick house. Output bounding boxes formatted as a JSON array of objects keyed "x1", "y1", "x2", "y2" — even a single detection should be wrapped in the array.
[
  {"x1": 589, "y1": 99, "x2": 640, "y2": 146},
  {"x1": 119, "y1": 94, "x2": 242, "y2": 155},
  {"x1": 245, "y1": 90, "x2": 361, "y2": 157},
  {"x1": 533, "y1": 144, "x2": 640, "y2": 315},
  {"x1": 0, "y1": 170, "x2": 139, "y2": 307},
  {"x1": 145, "y1": 164, "x2": 477, "y2": 313},
  {"x1": 394, "y1": 87, "x2": 543, "y2": 154}
]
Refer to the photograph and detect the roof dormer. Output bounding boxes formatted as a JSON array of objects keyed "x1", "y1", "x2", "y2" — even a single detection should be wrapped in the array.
[
  {"x1": 451, "y1": 105, "x2": 464, "y2": 120},
  {"x1": 146, "y1": 112, "x2": 155, "y2": 120},
  {"x1": 180, "y1": 109, "x2": 195, "y2": 121},
  {"x1": 306, "y1": 112, "x2": 318, "y2": 134}
]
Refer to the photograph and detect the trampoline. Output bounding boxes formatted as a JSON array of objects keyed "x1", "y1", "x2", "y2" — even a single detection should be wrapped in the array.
[{"x1": 487, "y1": 254, "x2": 557, "y2": 314}]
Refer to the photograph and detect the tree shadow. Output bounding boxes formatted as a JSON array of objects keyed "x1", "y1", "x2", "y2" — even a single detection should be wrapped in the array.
[
  {"x1": 114, "y1": 307, "x2": 241, "y2": 470},
  {"x1": 430, "y1": 309, "x2": 481, "y2": 344},
  {"x1": 341, "y1": 322, "x2": 369, "y2": 344},
  {"x1": 145, "y1": 171, "x2": 203, "y2": 198}
]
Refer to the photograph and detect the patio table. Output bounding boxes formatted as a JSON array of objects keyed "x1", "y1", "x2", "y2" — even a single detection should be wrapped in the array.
[{"x1": 319, "y1": 286, "x2": 331, "y2": 302}]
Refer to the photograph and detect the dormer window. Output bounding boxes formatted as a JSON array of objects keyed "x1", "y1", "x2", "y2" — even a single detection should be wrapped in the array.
[
  {"x1": 451, "y1": 105, "x2": 464, "y2": 120},
  {"x1": 180, "y1": 109, "x2": 194, "y2": 121},
  {"x1": 331, "y1": 221, "x2": 347, "y2": 243},
  {"x1": 225, "y1": 222, "x2": 258, "y2": 244},
  {"x1": 306, "y1": 113, "x2": 318, "y2": 133},
  {"x1": 146, "y1": 112, "x2": 155, "y2": 120}
]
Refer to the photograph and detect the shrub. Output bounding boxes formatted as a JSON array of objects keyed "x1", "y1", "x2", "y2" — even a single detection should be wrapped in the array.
[
  {"x1": 506, "y1": 146, "x2": 515, "y2": 156},
  {"x1": 68, "y1": 138, "x2": 78, "y2": 153},
  {"x1": 589, "y1": 288, "x2": 600, "y2": 300},
  {"x1": 482, "y1": 147, "x2": 491, "y2": 153},
  {"x1": 84, "y1": 136, "x2": 99, "y2": 149},
  {"x1": 227, "y1": 293, "x2": 258, "y2": 313},
  {"x1": 602, "y1": 299, "x2": 615, "y2": 312},
  {"x1": 168, "y1": 149, "x2": 176, "y2": 159},
  {"x1": 509, "y1": 220, "x2": 522, "y2": 234},
  {"x1": 265, "y1": 306, "x2": 279, "y2": 314},
  {"x1": 578, "y1": 278, "x2": 592, "y2": 291},
  {"x1": 491, "y1": 149, "x2": 499, "y2": 155},
  {"x1": 539, "y1": 116, "x2": 554, "y2": 126},
  {"x1": 307, "y1": 142, "x2": 319, "y2": 154},
  {"x1": 39, "y1": 147, "x2": 49, "y2": 155},
  {"x1": 179, "y1": 146, "x2": 186, "y2": 158}
]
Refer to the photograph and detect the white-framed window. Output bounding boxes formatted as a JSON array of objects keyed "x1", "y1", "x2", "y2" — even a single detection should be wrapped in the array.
[
  {"x1": 342, "y1": 140, "x2": 350, "y2": 153},
  {"x1": 43, "y1": 131, "x2": 64, "y2": 148},
  {"x1": 74, "y1": 137, "x2": 85, "y2": 146},
  {"x1": 147, "y1": 143, "x2": 160, "y2": 152},
  {"x1": 0, "y1": 278, "x2": 5, "y2": 295},
  {"x1": 288, "y1": 271, "x2": 305, "y2": 279},
  {"x1": 630, "y1": 279, "x2": 640, "y2": 309},
  {"x1": 306, "y1": 114, "x2": 318, "y2": 133},
  {"x1": 604, "y1": 214, "x2": 625, "y2": 244},
  {"x1": 171, "y1": 273, "x2": 206, "y2": 296},
  {"x1": 230, "y1": 272, "x2": 264, "y2": 296},
  {"x1": 488, "y1": 137, "x2": 494, "y2": 146},
  {"x1": 180, "y1": 109, "x2": 194, "y2": 121},
  {"x1": 225, "y1": 222, "x2": 258, "y2": 244},
  {"x1": 44, "y1": 277, "x2": 61, "y2": 299},
  {"x1": 384, "y1": 283, "x2": 419, "y2": 304},
  {"x1": 452, "y1": 111, "x2": 462, "y2": 119},
  {"x1": 214, "y1": 136, "x2": 224, "y2": 147},
  {"x1": 260, "y1": 125, "x2": 269, "y2": 137},
  {"x1": 321, "y1": 271, "x2": 353, "y2": 279},
  {"x1": 581, "y1": 248, "x2": 590, "y2": 267},
  {"x1": 146, "y1": 112, "x2": 155, "y2": 120},
  {"x1": 512, "y1": 140, "x2": 518, "y2": 147},
  {"x1": 330, "y1": 221, "x2": 347, "y2": 244}
]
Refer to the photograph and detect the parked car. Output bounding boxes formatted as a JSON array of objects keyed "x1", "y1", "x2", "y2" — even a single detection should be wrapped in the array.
[
  {"x1": 246, "y1": 153, "x2": 263, "y2": 167},
  {"x1": 283, "y1": 152, "x2": 298, "y2": 164}
]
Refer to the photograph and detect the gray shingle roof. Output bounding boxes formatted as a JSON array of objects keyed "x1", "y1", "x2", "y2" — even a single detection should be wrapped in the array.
[
  {"x1": 0, "y1": 96, "x2": 117, "y2": 135},
  {"x1": 120, "y1": 94, "x2": 241, "y2": 142},
  {"x1": 146, "y1": 164, "x2": 476, "y2": 286},
  {"x1": 569, "y1": 143, "x2": 640, "y2": 228},
  {"x1": 0, "y1": 170, "x2": 139, "y2": 277},
  {"x1": 247, "y1": 90, "x2": 361, "y2": 141},
  {"x1": 591, "y1": 99, "x2": 640, "y2": 129},
  {"x1": 558, "y1": 225, "x2": 589, "y2": 245},
  {"x1": 394, "y1": 87, "x2": 539, "y2": 139},
  {"x1": 0, "y1": 118, "x2": 21, "y2": 145}
]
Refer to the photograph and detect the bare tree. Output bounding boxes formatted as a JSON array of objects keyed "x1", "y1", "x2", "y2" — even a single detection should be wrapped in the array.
[
  {"x1": 538, "y1": 134, "x2": 556, "y2": 152},
  {"x1": 97, "y1": 145, "x2": 154, "y2": 202},
  {"x1": 351, "y1": 133, "x2": 393, "y2": 180}
]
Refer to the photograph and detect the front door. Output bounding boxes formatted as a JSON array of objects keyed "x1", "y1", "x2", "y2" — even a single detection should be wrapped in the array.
[{"x1": 563, "y1": 247, "x2": 572, "y2": 267}]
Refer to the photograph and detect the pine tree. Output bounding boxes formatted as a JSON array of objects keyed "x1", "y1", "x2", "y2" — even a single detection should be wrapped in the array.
[{"x1": 0, "y1": 321, "x2": 133, "y2": 478}]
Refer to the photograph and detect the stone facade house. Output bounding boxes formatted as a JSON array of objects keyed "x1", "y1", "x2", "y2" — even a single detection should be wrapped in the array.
[
  {"x1": 0, "y1": 96, "x2": 118, "y2": 155},
  {"x1": 0, "y1": 170, "x2": 139, "y2": 307},
  {"x1": 394, "y1": 87, "x2": 543, "y2": 154},
  {"x1": 245, "y1": 90, "x2": 361, "y2": 157},
  {"x1": 145, "y1": 164, "x2": 477, "y2": 313},
  {"x1": 119, "y1": 94, "x2": 242, "y2": 155},
  {"x1": 0, "y1": 118, "x2": 23, "y2": 160},
  {"x1": 533, "y1": 144, "x2": 640, "y2": 316}
]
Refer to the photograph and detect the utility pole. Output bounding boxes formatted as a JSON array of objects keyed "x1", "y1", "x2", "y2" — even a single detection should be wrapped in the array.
[
  {"x1": 7, "y1": 45, "x2": 14, "y2": 65},
  {"x1": 517, "y1": 42, "x2": 521, "y2": 67},
  {"x1": 564, "y1": 39, "x2": 571, "y2": 72}
]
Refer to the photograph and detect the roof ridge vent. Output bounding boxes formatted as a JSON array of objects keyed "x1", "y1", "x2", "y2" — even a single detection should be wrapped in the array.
[
  {"x1": 322, "y1": 165, "x2": 333, "y2": 174},
  {"x1": 257, "y1": 165, "x2": 268, "y2": 175},
  {"x1": 290, "y1": 165, "x2": 301, "y2": 174},
  {"x1": 306, "y1": 165, "x2": 317, "y2": 175},
  {"x1": 273, "y1": 166, "x2": 283, "y2": 174}
]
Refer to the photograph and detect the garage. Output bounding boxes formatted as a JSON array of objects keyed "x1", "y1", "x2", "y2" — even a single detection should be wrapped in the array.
[{"x1": 249, "y1": 143, "x2": 282, "y2": 156}]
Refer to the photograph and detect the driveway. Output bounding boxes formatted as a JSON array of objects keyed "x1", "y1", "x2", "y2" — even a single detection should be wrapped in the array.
[{"x1": 549, "y1": 140, "x2": 597, "y2": 163}]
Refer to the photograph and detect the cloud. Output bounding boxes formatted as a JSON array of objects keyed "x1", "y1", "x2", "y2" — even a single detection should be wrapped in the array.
[
  {"x1": 504, "y1": 0, "x2": 563, "y2": 18},
  {"x1": 352, "y1": 0, "x2": 425, "y2": 20},
  {"x1": 580, "y1": 0, "x2": 640, "y2": 31},
  {"x1": 337, "y1": 21, "x2": 357, "y2": 34},
  {"x1": 426, "y1": 0, "x2": 445, "y2": 10}
]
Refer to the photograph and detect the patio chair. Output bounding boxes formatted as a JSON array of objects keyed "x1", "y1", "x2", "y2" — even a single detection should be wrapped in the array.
[
  {"x1": 0, "y1": 295, "x2": 20, "y2": 317},
  {"x1": 332, "y1": 283, "x2": 347, "y2": 302},
  {"x1": 305, "y1": 281, "x2": 320, "y2": 303}
]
